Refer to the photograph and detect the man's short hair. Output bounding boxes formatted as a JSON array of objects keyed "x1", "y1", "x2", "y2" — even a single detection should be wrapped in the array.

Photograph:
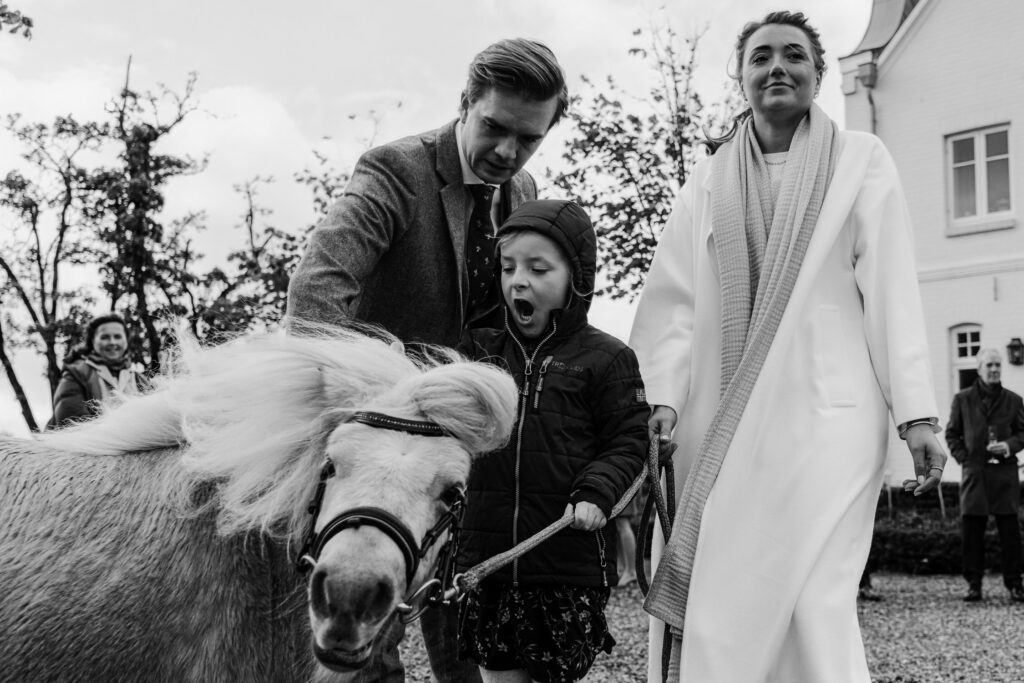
[{"x1": 460, "y1": 38, "x2": 568, "y2": 128}]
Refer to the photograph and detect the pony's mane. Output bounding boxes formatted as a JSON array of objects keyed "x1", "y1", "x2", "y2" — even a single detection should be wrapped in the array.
[{"x1": 37, "y1": 323, "x2": 517, "y2": 543}]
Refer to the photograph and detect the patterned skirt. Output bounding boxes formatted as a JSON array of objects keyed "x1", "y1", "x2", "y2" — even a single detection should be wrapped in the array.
[{"x1": 458, "y1": 581, "x2": 614, "y2": 683}]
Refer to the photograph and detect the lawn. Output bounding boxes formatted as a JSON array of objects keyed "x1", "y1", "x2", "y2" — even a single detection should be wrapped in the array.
[{"x1": 398, "y1": 572, "x2": 1024, "y2": 682}]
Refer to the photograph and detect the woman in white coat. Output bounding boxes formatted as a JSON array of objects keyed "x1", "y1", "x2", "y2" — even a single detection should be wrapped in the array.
[{"x1": 629, "y1": 11, "x2": 947, "y2": 682}]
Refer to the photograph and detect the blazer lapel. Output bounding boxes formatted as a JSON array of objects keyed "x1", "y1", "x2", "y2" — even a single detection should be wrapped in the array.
[
  {"x1": 965, "y1": 387, "x2": 986, "y2": 421},
  {"x1": 436, "y1": 120, "x2": 471, "y2": 311}
]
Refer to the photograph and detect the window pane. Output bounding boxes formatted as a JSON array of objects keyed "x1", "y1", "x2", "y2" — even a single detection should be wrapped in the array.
[
  {"x1": 986, "y1": 131, "x2": 1008, "y2": 157},
  {"x1": 953, "y1": 165, "x2": 977, "y2": 217},
  {"x1": 953, "y1": 138, "x2": 975, "y2": 164},
  {"x1": 970, "y1": 331, "x2": 980, "y2": 343},
  {"x1": 987, "y1": 158, "x2": 1011, "y2": 212}
]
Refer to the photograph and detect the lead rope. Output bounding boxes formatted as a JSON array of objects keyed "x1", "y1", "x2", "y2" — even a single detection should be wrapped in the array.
[
  {"x1": 633, "y1": 435, "x2": 677, "y2": 683},
  {"x1": 444, "y1": 439, "x2": 675, "y2": 604}
]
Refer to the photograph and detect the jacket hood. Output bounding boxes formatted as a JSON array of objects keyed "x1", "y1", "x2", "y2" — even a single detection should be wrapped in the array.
[{"x1": 494, "y1": 200, "x2": 597, "y2": 331}]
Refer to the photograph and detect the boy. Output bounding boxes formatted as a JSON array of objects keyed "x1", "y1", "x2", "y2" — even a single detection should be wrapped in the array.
[{"x1": 457, "y1": 199, "x2": 649, "y2": 683}]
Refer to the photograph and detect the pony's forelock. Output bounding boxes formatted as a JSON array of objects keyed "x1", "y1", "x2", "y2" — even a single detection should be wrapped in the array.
[
  {"x1": 170, "y1": 327, "x2": 419, "y2": 539},
  {"x1": 375, "y1": 363, "x2": 518, "y2": 455}
]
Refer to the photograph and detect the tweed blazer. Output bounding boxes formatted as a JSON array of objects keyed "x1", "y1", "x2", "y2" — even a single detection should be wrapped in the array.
[{"x1": 286, "y1": 119, "x2": 536, "y2": 346}]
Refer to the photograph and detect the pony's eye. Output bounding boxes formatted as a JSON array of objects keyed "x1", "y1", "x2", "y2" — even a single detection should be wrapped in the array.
[{"x1": 439, "y1": 485, "x2": 465, "y2": 508}]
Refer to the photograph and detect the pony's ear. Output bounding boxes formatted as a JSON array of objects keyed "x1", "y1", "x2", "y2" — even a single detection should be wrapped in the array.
[{"x1": 397, "y1": 362, "x2": 517, "y2": 455}]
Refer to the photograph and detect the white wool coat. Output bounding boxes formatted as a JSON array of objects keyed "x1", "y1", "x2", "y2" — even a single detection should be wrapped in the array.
[{"x1": 630, "y1": 131, "x2": 939, "y2": 682}]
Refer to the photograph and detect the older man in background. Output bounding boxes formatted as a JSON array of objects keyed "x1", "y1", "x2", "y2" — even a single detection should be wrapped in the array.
[{"x1": 946, "y1": 348, "x2": 1024, "y2": 602}]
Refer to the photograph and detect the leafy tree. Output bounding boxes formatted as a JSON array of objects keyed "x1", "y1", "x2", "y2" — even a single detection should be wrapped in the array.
[
  {"x1": 0, "y1": 64, "x2": 209, "y2": 429},
  {"x1": 1, "y1": 63, "x2": 369, "y2": 431},
  {"x1": 549, "y1": 23, "x2": 741, "y2": 301},
  {"x1": 294, "y1": 147, "x2": 350, "y2": 220},
  {"x1": 0, "y1": 3, "x2": 32, "y2": 39},
  {"x1": 192, "y1": 147, "x2": 350, "y2": 338},
  {"x1": 0, "y1": 115, "x2": 107, "y2": 429},
  {"x1": 195, "y1": 176, "x2": 304, "y2": 337},
  {"x1": 84, "y1": 64, "x2": 207, "y2": 371}
]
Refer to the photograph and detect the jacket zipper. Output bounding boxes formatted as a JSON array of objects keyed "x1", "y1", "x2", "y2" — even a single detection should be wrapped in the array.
[
  {"x1": 595, "y1": 528, "x2": 608, "y2": 588},
  {"x1": 533, "y1": 356, "x2": 554, "y2": 410},
  {"x1": 508, "y1": 320, "x2": 557, "y2": 586}
]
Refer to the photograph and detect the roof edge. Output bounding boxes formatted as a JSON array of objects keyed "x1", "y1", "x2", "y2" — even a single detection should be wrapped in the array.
[{"x1": 841, "y1": 0, "x2": 924, "y2": 59}]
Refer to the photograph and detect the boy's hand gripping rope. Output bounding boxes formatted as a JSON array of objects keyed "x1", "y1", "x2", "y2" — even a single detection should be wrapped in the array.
[{"x1": 443, "y1": 438, "x2": 675, "y2": 603}]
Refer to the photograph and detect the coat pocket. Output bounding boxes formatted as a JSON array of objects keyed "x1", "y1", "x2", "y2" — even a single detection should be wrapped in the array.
[{"x1": 812, "y1": 305, "x2": 856, "y2": 407}]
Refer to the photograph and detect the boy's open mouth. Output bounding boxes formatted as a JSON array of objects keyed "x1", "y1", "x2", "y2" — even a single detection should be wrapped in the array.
[{"x1": 513, "y1": 299, "x2": 535, "y2": 319}]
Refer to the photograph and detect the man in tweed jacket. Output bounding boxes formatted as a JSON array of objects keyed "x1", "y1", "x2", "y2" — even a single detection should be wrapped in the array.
[
  {"x1": 287, "y1": 39, "x2": 567, "y2": 348},
  {"x1": 286, "y1": 39, "x2": 568, "y2": 683}
]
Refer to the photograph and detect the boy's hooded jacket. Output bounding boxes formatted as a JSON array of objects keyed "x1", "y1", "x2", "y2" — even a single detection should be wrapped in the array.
[{"x1": 457, "y1": 200, "x2": 649, "y2": 587}]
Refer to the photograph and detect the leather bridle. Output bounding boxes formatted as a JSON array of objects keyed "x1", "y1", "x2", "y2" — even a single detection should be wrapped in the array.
[{"x1": 295, "y1": 411, "x2": 466, "y2": 622}]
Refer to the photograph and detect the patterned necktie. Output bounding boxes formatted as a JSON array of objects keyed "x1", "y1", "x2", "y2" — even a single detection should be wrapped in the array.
[{"x1": 465, "y1": 184, "x2": 496, "y2": 313}]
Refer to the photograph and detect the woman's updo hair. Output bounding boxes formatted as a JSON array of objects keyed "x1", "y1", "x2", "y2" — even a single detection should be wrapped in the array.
[{"x1": 704, "y1": 11, "x2": 827, "y2": 154}]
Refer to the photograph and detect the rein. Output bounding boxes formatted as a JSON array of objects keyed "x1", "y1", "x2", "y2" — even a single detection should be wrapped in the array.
[
  {"x1": 295, "y1": 410, "x2": 465, "y2": 623},
  {"x1": 443, "y1": 438, "x2": 675, "y2": 603}
]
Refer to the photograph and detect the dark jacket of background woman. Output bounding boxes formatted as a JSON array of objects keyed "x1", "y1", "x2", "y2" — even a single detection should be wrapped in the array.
[{"x1": 51, "y1": 358, "x2": 143, "y2": 426}]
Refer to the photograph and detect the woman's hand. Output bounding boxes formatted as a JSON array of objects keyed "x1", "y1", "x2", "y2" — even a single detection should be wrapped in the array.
[
  {"x1": 649, "y1": 405, "x2": 678, "y2": 457},
  {"x1": 901, "y1": 424, "x2": 947, "y2": 496},
  {"x1": 567, "y1": 502, "x2": 606, "y2": 531}
]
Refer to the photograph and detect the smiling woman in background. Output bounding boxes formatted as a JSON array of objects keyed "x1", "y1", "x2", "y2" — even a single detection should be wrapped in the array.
[
  {"x1": 50, "y1": 313, "x2": 146, "y2": 428},
  {"x1": 629, "y1": 10, "x2": 946, "y2": 682}
]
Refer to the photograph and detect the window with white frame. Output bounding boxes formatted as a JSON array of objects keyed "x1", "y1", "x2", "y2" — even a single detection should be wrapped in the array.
[
  {"x1": 947, "y1": 125, "x2": 1013, "y2": 235},
  {"x1": 951, "y1": 324, "x2": 982, "y2": 391}
]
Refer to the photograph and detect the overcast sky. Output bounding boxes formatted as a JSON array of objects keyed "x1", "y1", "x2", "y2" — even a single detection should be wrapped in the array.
[{"x1": 0, "y1": 0, "x2": 875, "y2": 434}]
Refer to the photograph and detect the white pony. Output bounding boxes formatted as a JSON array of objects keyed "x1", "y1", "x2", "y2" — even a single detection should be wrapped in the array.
[{"x1": 0, "y1": 326, "x2": 517, "y2": 682}]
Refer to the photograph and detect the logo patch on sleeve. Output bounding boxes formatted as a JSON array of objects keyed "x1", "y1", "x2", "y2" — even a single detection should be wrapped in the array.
[{"x1": 635, "y1": 387, "x2": 646, "y2": 403}]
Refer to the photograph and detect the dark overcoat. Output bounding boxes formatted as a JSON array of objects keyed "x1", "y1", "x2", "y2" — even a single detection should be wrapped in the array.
[
  {"x1": 946, "y1": 380, "x2": 1024, "y2": 515},
  {"x1": 50, "y1": 359, "x2": 144, "y2": 428},
  {"x1": 285, "y1": 119, "x2": 536, "y2": 346}
]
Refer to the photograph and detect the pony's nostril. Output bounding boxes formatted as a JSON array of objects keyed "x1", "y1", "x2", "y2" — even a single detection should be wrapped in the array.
[
  {"x1": 368, "y1": 579, "x2": 395, "y2": 618},
  {"x1": 309, "y1": 567, "x2": 332, "y2": 618}
]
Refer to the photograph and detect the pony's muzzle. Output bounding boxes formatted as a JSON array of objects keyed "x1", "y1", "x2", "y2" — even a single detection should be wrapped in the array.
[{"x1": 309, "y1": 564, "x2": 397, "y2": 632}]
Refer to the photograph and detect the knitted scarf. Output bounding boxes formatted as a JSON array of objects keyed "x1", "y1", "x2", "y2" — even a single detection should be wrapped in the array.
[
  {"x1": 85, "y1": 352, "x2": 138, "y2": 401},
  {"x1": 645, "y1": 104, "x2": 838, "y2": 672}
]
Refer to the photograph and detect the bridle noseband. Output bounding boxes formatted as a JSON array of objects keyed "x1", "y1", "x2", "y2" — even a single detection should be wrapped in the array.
[{"x1": 296, "y1": 411, "x2": 466, "y2": 622}]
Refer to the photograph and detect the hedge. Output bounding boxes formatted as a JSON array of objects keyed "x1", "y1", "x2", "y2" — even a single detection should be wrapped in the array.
[
  {"x1": 637, "y1": 483, "x2": 1023, "y2": 575},
  {"x1": 869, "y1": 482, "x2": 1024, "y2": 575}
]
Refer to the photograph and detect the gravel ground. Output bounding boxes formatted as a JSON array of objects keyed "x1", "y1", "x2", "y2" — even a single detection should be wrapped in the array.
[
  {"x1": 398, "y1": 572, "x2": 1024, "y2": 682},
  {"x1": 860, "y1": 573, "x2": 1024, "y2": 683}
]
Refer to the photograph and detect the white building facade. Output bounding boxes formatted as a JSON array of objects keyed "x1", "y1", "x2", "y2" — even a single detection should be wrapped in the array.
[{"x1": 840, "y1": 0, "x2": 1024, "y2": 482}]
